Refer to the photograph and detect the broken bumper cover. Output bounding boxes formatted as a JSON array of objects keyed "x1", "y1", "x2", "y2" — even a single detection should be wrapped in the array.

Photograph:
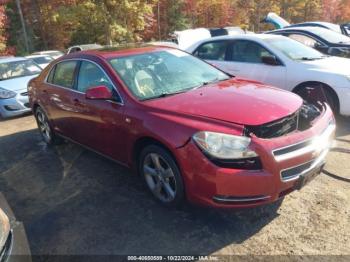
[{"x1": 176, "y1": 104, "x2": 335, "y2": 208}]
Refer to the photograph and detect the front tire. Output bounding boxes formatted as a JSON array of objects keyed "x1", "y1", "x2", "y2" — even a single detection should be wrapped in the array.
[
  {"x1": 35, "y1": 107, "x2": 62, "y2": 145},
  {"x1": 138, "y1": 145, "x2": 185, "y2": 207}
]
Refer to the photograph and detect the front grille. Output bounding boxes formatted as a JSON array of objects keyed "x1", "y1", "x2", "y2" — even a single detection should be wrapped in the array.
[
  {"x1": 281, "y1": 160, "x2": 314, "y2": 181},
  {"x1": 21, "y1": 91, "x2": 28, "y2": 96},
  {"x1": 0, "y1": 231, "x2": 12, "y2": 261},
  {"x1": 245, "y1": 103, "x2": 322, "y2": 139},
  {"x1": 273, "y1": 140, "x2": 313, "y2": 157}
]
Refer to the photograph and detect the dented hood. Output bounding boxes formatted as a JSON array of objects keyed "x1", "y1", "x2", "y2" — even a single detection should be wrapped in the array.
[{"x1": 144, "y1": 78, "x2": 303, "y2": 126}]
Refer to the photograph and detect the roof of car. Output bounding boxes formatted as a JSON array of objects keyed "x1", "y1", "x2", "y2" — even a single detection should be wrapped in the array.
[
  {"x1": 0, "y1": 56, "x2": 29, "y2": 63},
  {"x1": 270, "y1": 26, "x2": 331, "y2": 33},
  {"x1": 189, "y1": 33, "x2": 284, "y2": 43},
  {"x1": 26, "y1": 54, "x2": 52, "y2": 58},
  {"x1": 33, "y1": 50, "x2": 62, "y2": 54},
  {"x1": 66, "y1": 44, "x2": 175, "y2": 59}
]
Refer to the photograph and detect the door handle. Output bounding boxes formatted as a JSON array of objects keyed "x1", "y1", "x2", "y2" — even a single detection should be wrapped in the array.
[
  {"x1": 73, "y1": 98, "x2": 85, "y2": 107},
  {"x1": 42, "y1": 89, "x2": 48, "y2": 94}
]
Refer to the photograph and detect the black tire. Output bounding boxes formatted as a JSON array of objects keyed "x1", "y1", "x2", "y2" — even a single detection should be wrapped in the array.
[
  {"x1": 138, "y1": 145, "x2": 185, "y2": 207},
  {"x1": 34, "y1": 107, "x2": 62, "y2": 145},
  {"x1": 295, "y1": 84, "x2": 339, "y2": 115}
]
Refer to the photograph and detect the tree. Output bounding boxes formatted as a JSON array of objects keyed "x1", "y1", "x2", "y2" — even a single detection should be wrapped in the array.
[
  {"x1": 0, "y1": 0, "x2": 15, "y2": 55},
  {"x1": 149, "y1": 0, "x2": 189, "y2": 41},
  {"x1": 337, "y1": 0, "x2": 350, "y2": 22}
]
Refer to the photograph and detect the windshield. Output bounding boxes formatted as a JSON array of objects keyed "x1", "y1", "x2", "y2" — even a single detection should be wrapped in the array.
[
  {"x1": 311, "y1": 27, "x2": 350, "y2": 44},
  {"x1": 109, "y1": 49, "x2": 229, "y2": 100},
  {"x1": 267, "y1": 37, "x2": 325, "y2": 60},
  {"x1": 0, "y1": 60, "x2": 42, "y2": 81},
  {"x1": 32, "y1": 56, "x2": 53, "y2": 64}
]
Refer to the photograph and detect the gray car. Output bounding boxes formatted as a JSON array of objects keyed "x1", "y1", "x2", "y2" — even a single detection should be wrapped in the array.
[{"x1": 0, "y1": 57, "x2": 41, "y2": 118}]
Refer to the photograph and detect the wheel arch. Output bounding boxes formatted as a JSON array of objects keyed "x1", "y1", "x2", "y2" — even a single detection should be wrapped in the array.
[
  {"x1": 131, "y1": 136, "x2": 179, "y2": 168},
  {"x1": 292, "y1": 81, "x2": 340, "y2": 113}
]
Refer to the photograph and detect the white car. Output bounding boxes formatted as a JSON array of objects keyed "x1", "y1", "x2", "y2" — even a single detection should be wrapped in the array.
[
  {"x1": 25, "y1": 54, "x2": 54, "y2": 69},
  {"x1": 67, "y1": 44, "x2": 103, "y2": 54},
  {"x1": 187, "y1": 34, "x2": 350, "y2": 116},
  {"x1": 173, "y1": 27, "x2": 247, "y2": 50},
  {"x1": 31, "y1": 50, "x2": 64, "y2": 60}
]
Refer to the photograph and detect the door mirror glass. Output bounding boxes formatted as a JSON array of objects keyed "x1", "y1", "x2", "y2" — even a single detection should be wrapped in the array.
[
  {"x1": 261, "y1": 55, "x2": 280, "y2": 65},
  {"x1": 85, "y1": 85, "x2": 113, "y2": 100}
]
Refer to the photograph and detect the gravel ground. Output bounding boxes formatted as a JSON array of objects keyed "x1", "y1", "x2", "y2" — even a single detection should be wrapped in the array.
[{"x1": 0, "y1": 114, "x2": 349, "y2": 259}]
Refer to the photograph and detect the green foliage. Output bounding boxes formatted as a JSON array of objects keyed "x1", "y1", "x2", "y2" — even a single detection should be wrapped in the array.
[{"x1": 2, "y1": 0, "x2": 349, "y2": 54}]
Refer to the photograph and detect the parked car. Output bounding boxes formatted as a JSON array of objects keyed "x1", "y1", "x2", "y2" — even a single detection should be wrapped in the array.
[
  {"x1": 25, "y1": 54, "x2": 54, "y2": 69},
  {"x1": 267, "y1": 27, "x2": 350, "y2": 58},
  {"x1": 187, "y1": 34, "x2": 350, "y2": 116},
  {"x1": 263, "y1": 12, "x2": 350, "y2": 36},
  {"x1": 31, "y1": 50, "x2": 64, "y2": 60},
  {"x1": 172, "y1": 27, "x2": 246, "y2": 50},
  {"x1": 67, "y1": 44, "x2": 103, "y2": 54},
  {"x1": 28, "y1": 46, "x2": 335, "y2": 208},
  {"x1": 0, "y1": 57, "x2": 41, "y2": 118},
  {"x1": 0, "y1": 193, "x2": 31, "y2": 261}
]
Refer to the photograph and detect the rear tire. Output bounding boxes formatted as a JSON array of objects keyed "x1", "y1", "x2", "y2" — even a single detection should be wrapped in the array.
[
  {"x1": 295, "y1": 84, "x2": 339, "y2": 115},
  {"x1": 35, "y1": 107, "x2": 62, "y2": 145},
  {"x1": 138, "y1": 145, "x2": 185, "y2": 207}
]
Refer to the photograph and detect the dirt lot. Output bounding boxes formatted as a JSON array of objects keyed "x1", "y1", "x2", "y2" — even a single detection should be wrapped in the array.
[{"x1": 0, "y1": 114, "x2": 349, "y2": 258}]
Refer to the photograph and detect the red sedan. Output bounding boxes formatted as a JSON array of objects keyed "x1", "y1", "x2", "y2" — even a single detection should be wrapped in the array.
[{"x1": 28, "y1": 46, "x2": 335, "y2": 208}]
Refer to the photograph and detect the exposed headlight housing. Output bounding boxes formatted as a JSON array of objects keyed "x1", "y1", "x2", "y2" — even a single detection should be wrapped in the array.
[
  {"x1": 0, "y1": 88, "x2": 16, "y2": 99},
  {"x1": 193, "y1": 131, "x2": 261, "y2": 169},
  {"x1": 193, "y1": 131, "x2": 258, "y2": 159}
]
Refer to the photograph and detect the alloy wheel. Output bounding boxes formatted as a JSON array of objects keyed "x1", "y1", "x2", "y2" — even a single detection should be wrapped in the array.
[
  {"x1": 36, "y1": 110, "x2": 51, "y2": 143},
  {"x1": 143, "y1": 153, "x2": 177, "y2": 203}
]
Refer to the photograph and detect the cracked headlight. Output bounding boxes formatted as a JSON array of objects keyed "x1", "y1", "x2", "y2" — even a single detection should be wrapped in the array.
[
  {"x1": 193, "y1": 131, "x2": 258, "y2": 160},
  {"x1": 0, "y1": 88, "x2": 16, "y2": 99}
]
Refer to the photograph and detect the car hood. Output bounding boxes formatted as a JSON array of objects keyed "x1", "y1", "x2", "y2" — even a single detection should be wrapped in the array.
[
  {"x1": 144, "y1": 78, "x2": 303, "y2": 126},
  {"x1": 0, "y1": 74, "x2": 39, "y2": 92},
  {"x1": 302, "y1": 56, "x2": 350, "y2": 75}
]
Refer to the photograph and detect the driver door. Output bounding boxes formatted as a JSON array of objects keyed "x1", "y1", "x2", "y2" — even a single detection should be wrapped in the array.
[{"x1": 68, "y1": 60, "x2": 127, "y2": 163}]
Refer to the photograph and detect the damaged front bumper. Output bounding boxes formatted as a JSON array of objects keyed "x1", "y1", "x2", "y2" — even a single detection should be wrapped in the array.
[{"x1": 175, "y1": 104, "x2": 335, "y2": 208}]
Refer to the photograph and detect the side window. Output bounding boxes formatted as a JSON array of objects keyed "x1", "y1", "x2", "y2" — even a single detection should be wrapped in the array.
[
  {"x1": 229, "y1": 40, "x2": 273, "y2": 63},
  {"x1": 47, "y1": 65, "x2": 56, "y2": 83},
  {"x1": 77, "y1": 61, "x2": 114, "y2": 93},
  {"x1": 194, "y1": 41, "x2": 228, "y2": 61},
  {"x1": 288, "y1": 34, "x2": 319, "y2": 48},
  {"x1": 52, "y1": 61, "x2": 78, "y2": 88}
]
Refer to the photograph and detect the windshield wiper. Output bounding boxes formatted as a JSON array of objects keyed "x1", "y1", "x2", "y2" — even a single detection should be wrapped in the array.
[
  {"x1": 299, "y1": 57, "x2": 323, "y2": 61},
  {"x1": 192, "y1": 77, "x2": 229, "y2": 90},
  {"x1": 141, "y1": 89, "x2": 189, "y2": 101}
]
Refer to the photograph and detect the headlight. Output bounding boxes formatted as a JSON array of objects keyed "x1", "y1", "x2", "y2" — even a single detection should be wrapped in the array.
[
  {"x1": 193, "y1": 131, "x2": 258, "y2": 160},
  {"x1": 0, "y1": 87, "x2": 16, "y2": 99}
]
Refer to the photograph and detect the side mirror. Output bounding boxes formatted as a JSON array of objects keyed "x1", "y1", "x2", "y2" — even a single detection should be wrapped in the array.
[
  {"x1": 85, "y1": 85, "x2": 113, "y2": 100},
  {"x1": 261, "y1": 55, "x2": 280, "y2": 66}
]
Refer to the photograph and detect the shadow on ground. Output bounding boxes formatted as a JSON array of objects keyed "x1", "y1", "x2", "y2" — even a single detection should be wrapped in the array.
[{"x1": 0, "y1": 129, "x2": 282, "y2": 256}]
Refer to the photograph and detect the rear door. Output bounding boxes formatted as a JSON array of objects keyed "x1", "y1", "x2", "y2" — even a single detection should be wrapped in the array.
[
  {"x1": 44, "y1": 60, "x2": 80, "y2": 136},
  {"x1": 68, "y1": 60, "x2": 127, "y2": 163}
]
